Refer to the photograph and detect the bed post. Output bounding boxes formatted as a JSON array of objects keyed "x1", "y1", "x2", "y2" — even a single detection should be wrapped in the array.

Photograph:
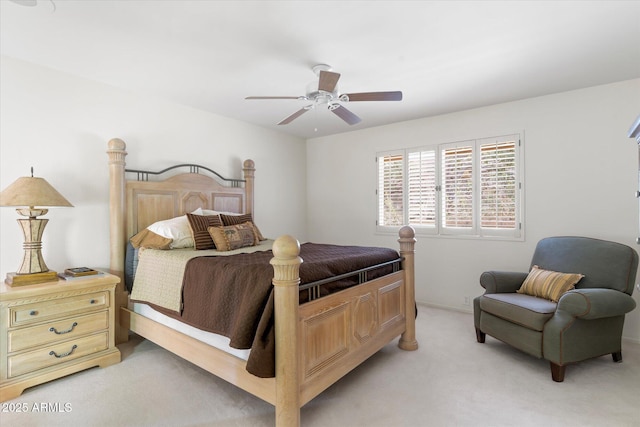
[
  {"x1": 107, "y1": 138, "x2": 128, "y2": 343},
  {"x1": 398, "y1": 225, "x2": 418, "y2": 351},
  {"x1": 243, "y1": 159, "x2": 255, "y2": 217},
  {"x1": 270, "y1": 235, "x2": 303, "y2": 427}
]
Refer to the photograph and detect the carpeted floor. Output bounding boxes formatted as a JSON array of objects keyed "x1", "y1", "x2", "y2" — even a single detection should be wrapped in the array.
[{"x1": 2, "y1": 305, "x2": 639, "y2": 426}]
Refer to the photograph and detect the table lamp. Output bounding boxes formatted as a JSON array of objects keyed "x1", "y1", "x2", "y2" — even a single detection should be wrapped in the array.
[{"x1": 0, "y1": 168, "x2": 73, "y2": 286}]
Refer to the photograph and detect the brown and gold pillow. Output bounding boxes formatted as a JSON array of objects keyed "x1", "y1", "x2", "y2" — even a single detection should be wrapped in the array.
[
  {"x1": 186, "y1": 213, "x2": 223, "y2": 250},
  {"x1": 517, "y1": 265, "x2": 584, "y2": 302},
  {"x1": 129, "y1": 229, "x2": 172, "y2": 250},
  {"x1": 208, "y1": 223, "x2": 258, "y2": 252},
  {"x1": 220, "y1": 213, "x2": 265, "y2": 240}
]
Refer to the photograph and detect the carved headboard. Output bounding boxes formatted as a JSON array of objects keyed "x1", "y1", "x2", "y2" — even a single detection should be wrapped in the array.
[{"x1": 106, "y1": 138, "x2": 255, "y2": 277}]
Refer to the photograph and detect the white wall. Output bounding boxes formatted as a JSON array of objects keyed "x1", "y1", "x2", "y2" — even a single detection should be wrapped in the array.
[
  {"x1": 306, "y1": 79, "x2": 640, "y2": 342},
  {"x1": 0, "y1": 56, "x2": 308, "y2": 277}
]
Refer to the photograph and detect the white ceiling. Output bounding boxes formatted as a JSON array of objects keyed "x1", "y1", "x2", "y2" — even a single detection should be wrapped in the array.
[{"x1": 1, "y1": 1, "x2": 639, "y2": 139}]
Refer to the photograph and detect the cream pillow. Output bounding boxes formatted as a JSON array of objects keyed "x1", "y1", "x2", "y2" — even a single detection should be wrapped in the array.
[
  {"x1": 146, "y1": 215, "x2": 192, "y2": 248},
  {"x1": 145, "y1": 208, "x2": 205, "y2": 249},
  {"x1": 517, "y1": 265, "x2": 584, "y2": 302}
]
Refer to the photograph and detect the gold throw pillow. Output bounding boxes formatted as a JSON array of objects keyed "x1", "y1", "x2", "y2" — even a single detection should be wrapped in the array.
[{"x1": 517, "y1": 265, "x2": 584, "y2": 302}]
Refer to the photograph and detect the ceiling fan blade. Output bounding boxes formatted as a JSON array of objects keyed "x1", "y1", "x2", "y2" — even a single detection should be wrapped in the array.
[
  {"x1": 342, "y1": 91, "x2": 403, "y2": 102},
  {"x1": 9, "y1": 0, "x2": 38, "y2": 5},
  {"x1": 318, "y1": 70, "x2": 341, "y2": 93},
  {"x1": 278, "y1": 108, "x2": 309, "y2": 125},
  {"x1": 245, "y1": 96, "x2": 301, "y2": 100},
  {"x1": 331, "y1": 105, "x2": 362, "y2": 125}
]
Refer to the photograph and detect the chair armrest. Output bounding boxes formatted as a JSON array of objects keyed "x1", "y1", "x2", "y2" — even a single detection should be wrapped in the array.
[
  {"x1": 557, "y1": 288, "x2": 637, "y2": 319},
  {"x1": 480, "y1": 271, "x2": 528, "y2": 294}
]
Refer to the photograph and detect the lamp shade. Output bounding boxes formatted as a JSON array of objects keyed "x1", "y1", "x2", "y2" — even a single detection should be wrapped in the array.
[{"x1": 0, "y1": 176, "x2": 73, "y2": 207}]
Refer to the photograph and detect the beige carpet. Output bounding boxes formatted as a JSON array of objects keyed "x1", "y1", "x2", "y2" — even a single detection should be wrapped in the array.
[{"x1": 2, "y1": 305, "x2": 639, "y2": 426}]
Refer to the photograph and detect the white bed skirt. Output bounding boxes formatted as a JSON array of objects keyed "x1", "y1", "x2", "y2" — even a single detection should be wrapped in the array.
[{"x1": 130, "y1": 301, "x2": 251, "y2": 361}]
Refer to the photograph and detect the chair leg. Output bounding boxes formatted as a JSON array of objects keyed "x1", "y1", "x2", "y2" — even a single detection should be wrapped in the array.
[
  {"x1": 550, "y1": 362, "x2": 565, "y2": 382},
  {"x1": 612, "y1": 351, "x2": 623, "y2": 363},
  {"x1": 475, "y1": 328, "x2": 486, "y2": 343}
]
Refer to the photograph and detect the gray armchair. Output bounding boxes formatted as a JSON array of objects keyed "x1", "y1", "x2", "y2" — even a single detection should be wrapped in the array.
[{"x1": 474, "y1": 236, "x2": 638, "y2": 382}]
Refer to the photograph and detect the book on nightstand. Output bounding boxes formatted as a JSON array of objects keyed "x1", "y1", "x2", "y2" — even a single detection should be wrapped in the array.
[
  {"x1": 58, "y1": 268, "x2": 104, "y2": 281},
  {"x1": 64, "y1": 267, "x2": 99, "y2": 277}
]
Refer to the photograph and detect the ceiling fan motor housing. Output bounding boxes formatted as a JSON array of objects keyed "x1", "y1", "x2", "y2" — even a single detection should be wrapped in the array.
[{"x1": 306, "y1": 82, "x2": 337, "y2": 104}]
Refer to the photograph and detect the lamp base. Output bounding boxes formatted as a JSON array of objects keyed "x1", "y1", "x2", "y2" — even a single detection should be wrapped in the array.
[{"x1": 5, "y1": 271, "x2": 59, "y2": 287}]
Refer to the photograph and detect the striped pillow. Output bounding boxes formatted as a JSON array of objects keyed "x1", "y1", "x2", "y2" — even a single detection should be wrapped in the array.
[
  {"x1": 517, "y1": 265, "x2": 584, "y2": 302},
  {"x1": 186, "y1": 213, "x2": 223, "y2": 250}
]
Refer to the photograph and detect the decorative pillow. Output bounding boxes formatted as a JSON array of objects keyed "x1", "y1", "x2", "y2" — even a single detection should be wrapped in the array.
[
  {"x1": 242, "y1": 221, "x2": 261, "y2": 245},
  {"x1": 517, "y1": 265, "x2": 584, "y2": 302},
  {"x1": 186, "y1": 213, "x2": 224, "y2": 250},
  {"x1": 220, "y1": 213, "x2": 266, "y2": 240},
  {"x1": 147, "y1": 215, "x2": 193, "y2": 249},
  {"x1": 208, "y1": 223, "x2": 258, "y2": 252},
  {"x1": 129, "y1": 229, "x2": 172, "y2": 250}
]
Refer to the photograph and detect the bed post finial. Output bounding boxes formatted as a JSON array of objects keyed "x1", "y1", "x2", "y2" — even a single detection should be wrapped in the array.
[
  {"x1": 243, "y1": 159, "x2": 255, "y2": 218},
  {"x1": 108, "y1": 138, "x2": 127, "y2": 160},
  {"x1": 270, "y1": 235, "x2": 302, "y2": 426},
  {"x1": 398, "y1": 225, "x2": 418, "y2": 351}
]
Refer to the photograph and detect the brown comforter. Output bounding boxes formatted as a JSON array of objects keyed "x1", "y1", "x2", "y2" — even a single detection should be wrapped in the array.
[{"x1": 145, "y1": 243, "x2": 400, "y2": 377}]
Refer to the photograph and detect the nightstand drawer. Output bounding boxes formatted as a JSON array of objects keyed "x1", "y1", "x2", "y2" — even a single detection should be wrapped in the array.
[
  {"x1": 8, "y1": 311, "x2": 109, "y2": 353},
  {"x1": 10, "y1": 291, "x2": 108, "y2": 327},
  {"x1": 7, "y1": 332, "x2": 109, "y2": 378}
]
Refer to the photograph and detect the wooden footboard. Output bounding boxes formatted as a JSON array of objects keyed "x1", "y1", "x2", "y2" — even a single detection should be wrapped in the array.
[
  {"x1": 298, "y1": 270, "x2": 407, "y2": 403},
  {"x1": 270, "y1": 229, "x2": 416, "y2": 425}
]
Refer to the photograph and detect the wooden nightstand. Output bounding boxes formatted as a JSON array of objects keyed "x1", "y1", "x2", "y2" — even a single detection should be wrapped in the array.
[{"x1": 0, "y1": 272, "x2": 121, "y2": 401}]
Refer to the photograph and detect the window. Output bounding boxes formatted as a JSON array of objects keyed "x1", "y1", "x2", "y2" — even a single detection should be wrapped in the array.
[
  {"x1": 378, "y1": 152, "x2": 404, "y2": 226},
  {"x1": 377, "y1": 133, "x2": 522, "y2": 239}
]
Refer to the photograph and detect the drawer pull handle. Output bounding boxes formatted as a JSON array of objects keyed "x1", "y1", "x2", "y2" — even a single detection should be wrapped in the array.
[
  {"x1": 30, "y1": 310, "x2": 38, "y2": 316},
  {"x1": 90, "y1": 299, "x2": 96, "y2": 304},
  {"x1": 49, "y1": 345, "x2": 78, "y2": 359},
  {"x1": 49, "y1": 322, "x2": 78, "y2": 335}
]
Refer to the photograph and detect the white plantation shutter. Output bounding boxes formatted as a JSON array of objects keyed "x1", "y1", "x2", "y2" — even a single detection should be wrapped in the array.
[
  {"x1": 479, "y1": 136, "x2": 519, "y2": 237},
  {"x1": 378, "y1": 153, "x2": 404, "y2": 227},
  {"x1": 407, "y1": 149, "x2": 437, "y2": 231},
  {"x1": 376, "y1": 133, "x2": 522, "y2": 239},
  {"x1": 441, "y1": 142, "x2": 474, "y2": 233}
]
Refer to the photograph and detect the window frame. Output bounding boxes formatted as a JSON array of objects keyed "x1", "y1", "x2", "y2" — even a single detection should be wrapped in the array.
[{"x1": 376, "y1": 133, "x2": 524, "y2": 240}]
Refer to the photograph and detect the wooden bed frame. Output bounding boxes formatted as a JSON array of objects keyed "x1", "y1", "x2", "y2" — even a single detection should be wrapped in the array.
[{"x1": 106, "y1": 138, "x2": 418, "y2": 426}]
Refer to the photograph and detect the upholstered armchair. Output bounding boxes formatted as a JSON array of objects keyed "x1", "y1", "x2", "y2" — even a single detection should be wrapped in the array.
[{"x1": 474, "y1": 236, "x2": 638, "y2": 382}]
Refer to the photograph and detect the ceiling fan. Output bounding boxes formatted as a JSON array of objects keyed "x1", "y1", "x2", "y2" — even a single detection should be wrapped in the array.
[{"x1": 245, "y1": 64, "x2": 402, "y2": 126}]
